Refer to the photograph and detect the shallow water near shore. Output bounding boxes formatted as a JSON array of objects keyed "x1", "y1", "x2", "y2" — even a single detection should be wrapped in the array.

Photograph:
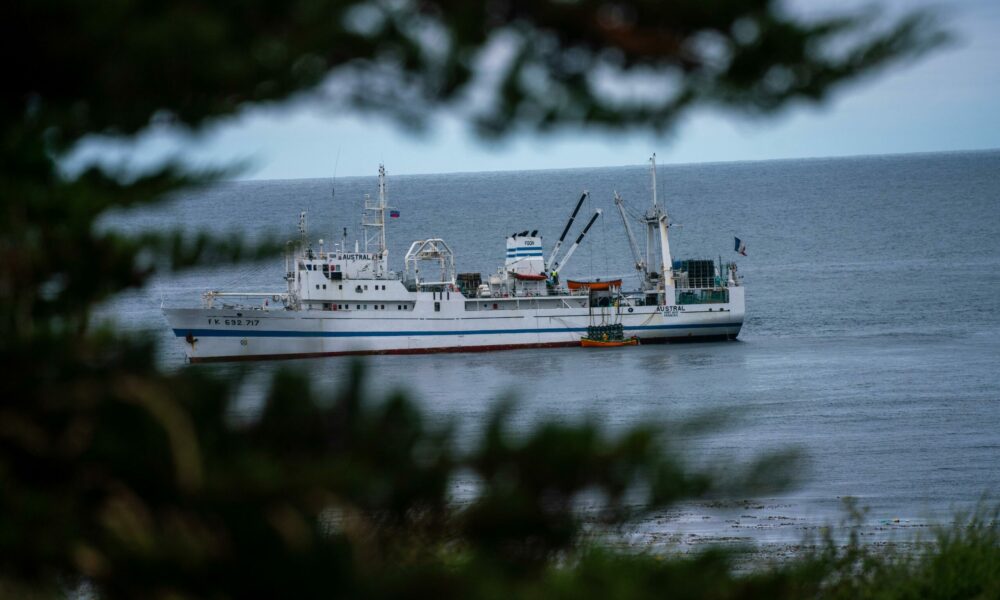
[{"x1": 109, "y1": 149, "x2": 1000, "y2": 547}]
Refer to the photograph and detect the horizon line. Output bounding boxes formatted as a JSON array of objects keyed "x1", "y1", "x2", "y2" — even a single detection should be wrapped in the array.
[{"x1": 229, "y1": 146, "x2": 1000, "y2": 183}]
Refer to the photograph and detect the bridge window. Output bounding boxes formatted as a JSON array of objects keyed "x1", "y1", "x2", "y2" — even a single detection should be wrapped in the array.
[{"x1": 434, "y1": 302, "x2": 440, "y2": 312}]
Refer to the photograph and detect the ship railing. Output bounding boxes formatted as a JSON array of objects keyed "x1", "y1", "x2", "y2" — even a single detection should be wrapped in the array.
[
  {"x1": 464, "y1": 295, "x2": 589, "y2": 311},
  {"x1": 202, "y1": 291, "x2": 288, "y2": 309},
  {"x1": 472, "y1": 287, "x2": 589, "y2": 299},
  {"x1": 672, "y1": 276, "x2": 732, "y2": 289},
  {"x1": 673, "y1": 287, "x2": 730, "y2": 305},
  {"x1": 546, "y1": 287, "x2": 590, "y2": 297}
]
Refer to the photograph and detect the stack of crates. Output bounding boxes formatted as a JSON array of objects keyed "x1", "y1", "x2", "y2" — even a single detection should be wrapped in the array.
[{"x1": 586, "y1": 323, "x2": 625, "y2": 341}]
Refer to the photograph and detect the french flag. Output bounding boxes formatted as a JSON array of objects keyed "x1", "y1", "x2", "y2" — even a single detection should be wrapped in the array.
[{"x1": 734, "y1": 237, "x2": 747, "y2": 256}]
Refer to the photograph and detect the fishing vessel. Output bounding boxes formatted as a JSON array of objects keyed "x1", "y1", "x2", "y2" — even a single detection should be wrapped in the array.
[{"x1": 163, "y1": 157, "x2": 745, "y2": 362}]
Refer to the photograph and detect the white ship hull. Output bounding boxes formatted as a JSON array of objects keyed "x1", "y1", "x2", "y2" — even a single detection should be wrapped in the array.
[
  {"x1": 163, "y1": 159, "x2": 748, "y2": 363},
  {"x1": 165, "y1": 288, "x2": 744, "y2": 363}
]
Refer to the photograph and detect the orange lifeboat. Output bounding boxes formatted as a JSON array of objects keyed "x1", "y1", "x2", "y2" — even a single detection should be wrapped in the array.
[
  {"x1": 567, "y1": 278, "x2": 621, "y2": 291},
  {"x1": 512, "y1": 272, "x2": 547, "y2": 281}
]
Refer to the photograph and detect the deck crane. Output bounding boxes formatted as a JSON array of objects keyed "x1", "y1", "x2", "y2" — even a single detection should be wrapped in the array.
[
  {"x1": 546, "y1": 191, "x2": 588, "y2": 272},
  {"x1": 613, "y1": 191, "x2": 647, "y2": 282},
  {"x1": 549, "y1": 209, "x2": 603, "y2": 273}
]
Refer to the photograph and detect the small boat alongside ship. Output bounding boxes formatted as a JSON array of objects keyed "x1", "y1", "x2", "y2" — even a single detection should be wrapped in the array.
[{"x1": 163, "y1": 157, "x2": 745, "y2": 362}]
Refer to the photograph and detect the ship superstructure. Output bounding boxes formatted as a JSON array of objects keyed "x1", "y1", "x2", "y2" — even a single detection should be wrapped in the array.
[{"x1": 163, "y1": 158, "x2": 745, "y2": 362}]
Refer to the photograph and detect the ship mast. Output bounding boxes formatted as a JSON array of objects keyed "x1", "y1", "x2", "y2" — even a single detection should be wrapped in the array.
[
  {"x1": 362, "y1": 164, "x2": 393, "y2": 276},
  {"x1": 298, "y1": 211, "x2": 308, "y2": 248},
  {"x1": 643, "y1": 154, "x2": 674, "y2": 289}
]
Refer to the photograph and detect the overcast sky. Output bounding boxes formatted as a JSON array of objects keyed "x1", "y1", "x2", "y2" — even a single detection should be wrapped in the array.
[{"x1": 67, "y1": 0, "x2": 1000, "y2": 179}]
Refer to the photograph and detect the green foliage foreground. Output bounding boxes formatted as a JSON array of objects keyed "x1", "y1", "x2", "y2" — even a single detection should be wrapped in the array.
[{"x1": 1, "y1": 352, "x2": 998, "y2": 599}]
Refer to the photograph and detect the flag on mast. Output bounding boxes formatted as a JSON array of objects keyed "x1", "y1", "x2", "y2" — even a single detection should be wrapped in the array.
[{"x1": 734, "y1": 237, "x2": 747, "y2": 256}]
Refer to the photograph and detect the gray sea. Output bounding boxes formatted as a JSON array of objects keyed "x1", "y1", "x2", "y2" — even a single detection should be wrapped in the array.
[{"x1": 108, "y1": 149, "x2": 1000, "y2": 551}]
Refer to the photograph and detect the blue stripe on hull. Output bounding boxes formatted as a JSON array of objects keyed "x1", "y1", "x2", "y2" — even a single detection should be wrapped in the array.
[{"x1": 174, "y1": 322, "x2": 740, "y2": 338}]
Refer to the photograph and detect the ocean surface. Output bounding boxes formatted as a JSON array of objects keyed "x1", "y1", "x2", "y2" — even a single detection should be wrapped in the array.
[{"x1": 106, "y1": 150, "x2": 1000, "y2": 549}]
